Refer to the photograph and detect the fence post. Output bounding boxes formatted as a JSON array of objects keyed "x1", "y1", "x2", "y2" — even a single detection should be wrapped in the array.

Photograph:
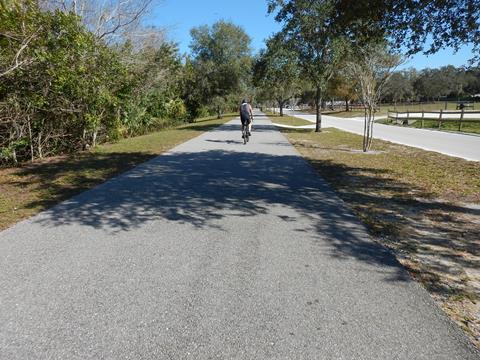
[
  {"x1": 421, "y1": 110, "x2": 424, "y2": 128},
  {"x1": 439, "y1": 109, "x2": 443, "y2": 129},
  {"x1": 459, "y1": 109, "x2": 464, "y2": 132},
  {"x1": 406, "y1": 110, "x2": 409, "y2": 125}
]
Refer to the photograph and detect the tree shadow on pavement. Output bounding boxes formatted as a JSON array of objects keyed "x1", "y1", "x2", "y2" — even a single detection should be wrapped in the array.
[
  {"x1": 33, "y1": 148, "x2": 412, "y2": 283},
  {"x1": 303, "y1": 157, "x2": 480, "y2": 295}
]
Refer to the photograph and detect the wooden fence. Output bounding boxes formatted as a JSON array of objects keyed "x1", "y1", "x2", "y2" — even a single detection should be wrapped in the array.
[{"x1": 387, "y1": 109, "x2": 480, "y2": 131}]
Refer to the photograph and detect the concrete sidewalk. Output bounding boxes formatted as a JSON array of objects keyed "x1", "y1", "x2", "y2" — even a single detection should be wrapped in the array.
[
  {"x1": 286, "y1": 110, "x2": 480, "y2": 161},
  {"x1": 0, "y1": 113, "x2": 478, "y2": 359}
]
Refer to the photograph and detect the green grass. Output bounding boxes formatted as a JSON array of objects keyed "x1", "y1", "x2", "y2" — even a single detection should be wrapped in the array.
[
  {"x1": 266, "y1": 112, "x2": 313, "y2": 126},
  {"x1": 318, "y1": 101, "x2": 479, "y2": 118},
  {"x1": 322, "y1": 110, "x2": 368, "y2": 118},
  {"x1": 282, "y1": 127, "x2": 480, "y2": 201},
  {"x1": 0, "y1": 114, "x2": 235, "y2": 230},
  {"x1": 278, "y1": 124, "x2": 480, "y2": 348},
  {"x1": 377, "y1": 118, "x2": 480, "y2": 135},
  {"x1": 410, "y1": 120, "x2": 480, "y2": 134}
]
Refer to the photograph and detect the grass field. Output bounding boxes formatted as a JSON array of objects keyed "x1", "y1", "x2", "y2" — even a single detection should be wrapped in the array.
[
  {"x1": 377, "y1": 118, "x2": 480, "y2": 135},
  {"x1": 267, "y1": 113, "x2": 313, "y2": 126},
  {"x1": 321, "y1": 101, "x2": 479, "y2": 118},
  {"x1": 0, "y1": 114, "x2": 235, "y2": 231},
  {"x1": 278, "y1": 124, "x2": 480, "y2": 347}
]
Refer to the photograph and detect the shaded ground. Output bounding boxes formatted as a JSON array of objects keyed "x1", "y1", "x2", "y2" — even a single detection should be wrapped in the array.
[
  {"x1": 281, "y1": 126, "x2": 480, "y2": 347},
  {"x1": 0, "y1": 115, "x2": 234, "y2": 230}
]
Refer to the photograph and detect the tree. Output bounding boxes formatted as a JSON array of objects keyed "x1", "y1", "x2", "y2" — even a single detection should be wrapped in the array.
[
  {"x1": 413, "y1": 69, "x2": 448, "y2": 101},
  {"x1": 0, "y1": 0, "x2": 39, "y2": 78},
  {"x1": 332, "y1": 0, "x2": 480, "y2": 63},
  {"x1": 118, "y1": 40, "x2": 184, "y2": 135},
  {"x1": 253, "y1": 36, "x2": 301, "y2": 116},
  {"x1": 464, "y1": 67, "x2": 480, "y2": 96},
  {"x1": 0, "y1": 1, "x2": 185, "y2": 165},
  {"x1": 189, "y1": 21, "x2": 252, "y2": 118},
  {"x1": 382, "y1": 70, "x2": 416, "y2": 105},
  {"x1": 41, "y1": 0, "x2": 158, "y2": 42},
  {"x1": 1, "y1": 4, "x2": 122, "y2": 161},
  {"x1": 327, "y1": 68, "x2": 359, "y2": 111},
  {"x1": 271, "y1": 0, "x2": 480, "y2": 64},
  {"x1": 346, "y1": 43, "x2": 402, "y2": 151},
  {"x1": 269, "y1": 0, "x2": 346, "y2": 131}
]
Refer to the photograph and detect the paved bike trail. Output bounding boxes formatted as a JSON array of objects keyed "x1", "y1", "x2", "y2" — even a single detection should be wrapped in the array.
[{"x1": 0, "y1": 113, "x2": 478, "y2": 359}]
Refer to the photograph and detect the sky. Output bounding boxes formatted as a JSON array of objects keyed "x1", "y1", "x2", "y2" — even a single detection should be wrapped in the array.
[{"x1": 146, "y1": 0, "x2": 475, "y2": 70}]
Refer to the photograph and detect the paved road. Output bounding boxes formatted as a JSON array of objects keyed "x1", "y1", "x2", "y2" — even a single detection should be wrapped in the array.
[
  {"x1": 0, "y1": 113, "x2": 478, "y2": 359},
  {"x1": 285, "y1": 110, "x2": 480, "y2": 161}
]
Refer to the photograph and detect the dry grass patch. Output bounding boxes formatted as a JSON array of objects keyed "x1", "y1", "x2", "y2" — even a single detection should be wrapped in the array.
[
  {"x1": 0, "y1": 115, "x2": 235, "y2": 230},
  {"x1": 281, "y1": 126, "x2": 480, "y2": 348}
]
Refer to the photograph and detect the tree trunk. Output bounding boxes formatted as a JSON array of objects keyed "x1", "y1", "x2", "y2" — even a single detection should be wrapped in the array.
[
  {"x1": 368, "y1": 110, "x2": 375, "y2": 150},
  {"x1": 363, "y1": 107, "x2": 368, "y2": 152},
  {"x1": 37, "y1": 130, "x2": 44, "y2": 159},
  {"x1": 315, "y1": 87, "x2": 322, "y2": 132},
  {"x1": 345, "y1": 98, "x2": 350, "y2": 112},
  {"x1": 217, "y1": 106, "x2": 222, "y2": 119},
  {"x1": 12, "y1": 148, "x2": 17, "y2": 164},
  {"x1": 278, "y1": 100, "x2": 284, "y2": 117},
  {"x1": 82, "y1": 127, "x2": 87, "y2": 149},
  {"x1": 27, "y1": 116, "x2": 34, "y2": 162},
  {"x1": 92, "y1": 129, "x2": 98, "y2": 147},
  {"x1": 363, "y1": 105, "x2": 375, "y2": 152}
]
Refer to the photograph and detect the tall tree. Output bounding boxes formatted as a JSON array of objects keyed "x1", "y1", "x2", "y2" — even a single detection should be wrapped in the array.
[
  {"x1": 189, "y1": 20, "x2": 252, "y2": 118},
  {"x1": 269, "y1": 0, "x2": 346, "y2": 131},
  {"x1": 253, "y1": 36, "x2": 301, "y2": 116},
  {"x1": 382, "y1": 71, "x2": 416, "y2": 104}
]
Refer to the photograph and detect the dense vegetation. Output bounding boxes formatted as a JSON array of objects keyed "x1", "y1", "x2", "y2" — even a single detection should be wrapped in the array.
[
  {"x1": 0, "y1": 1, "x2": 252, "y2": 165},
  {"x1": 382, "y1": 66, "x2": 480, "y2": 103}
]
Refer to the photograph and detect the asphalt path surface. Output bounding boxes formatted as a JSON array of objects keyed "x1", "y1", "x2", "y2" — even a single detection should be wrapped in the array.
[
  {"x1": 1, "y1": 113, "x2": 478, "y2": 359},
  {"x1": 284, "y1": 110, "x2": 480, "y2": 161}
]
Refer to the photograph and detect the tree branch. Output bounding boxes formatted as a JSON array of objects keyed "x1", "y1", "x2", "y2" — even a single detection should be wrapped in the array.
[{"x1": 0, "y1": 32, "x2": 36, "y2": 78}]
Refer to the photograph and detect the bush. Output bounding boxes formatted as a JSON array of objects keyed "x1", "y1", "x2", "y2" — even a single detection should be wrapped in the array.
[{"x1": 165, "y1": 99, "x2": 187, "y2": 121}]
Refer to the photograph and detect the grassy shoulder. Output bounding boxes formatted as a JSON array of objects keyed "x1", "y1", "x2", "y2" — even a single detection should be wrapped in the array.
[
  {"x1": 279, "y1": 125, "x2": 480, "y2": 347},
  {"x1": 266, "y1": 112, "x2": 313, "y2": 126},
  {"x1": 0, "y1": 114, "x2": 235, "y2": 231}
]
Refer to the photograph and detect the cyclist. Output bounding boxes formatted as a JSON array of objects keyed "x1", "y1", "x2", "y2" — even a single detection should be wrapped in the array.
[{"x1": 239, "y1": 99, "x2": 253, "y2": 138}]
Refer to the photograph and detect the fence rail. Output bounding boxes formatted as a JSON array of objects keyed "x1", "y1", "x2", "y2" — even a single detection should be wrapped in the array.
[{"x1": 387, "y1": 109, "x2": 480, "y2": 131}]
